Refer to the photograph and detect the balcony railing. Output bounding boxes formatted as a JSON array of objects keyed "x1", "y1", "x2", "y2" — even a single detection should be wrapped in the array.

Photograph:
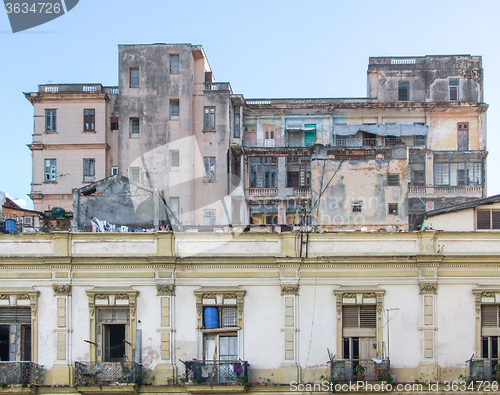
[
  {"x1": 0, "y1": 362, "x2": 44, "y2": 386},
  {"x1": 247, "y1": 188, "x2": 277, "y2": 198},
  {"x1": 468, "y1": 357, "x2": 499, "y2": 381},
  {"x1": 204, "y1": 82, "x2": 232, "y2": 93},
  {"x1": 74, "y1": 361, "x2": 142, "y2": 386},
  {"x1": 293, "y1": 187, "x2": 311, "y2": 199},
  {"x1": 330, "y1": 359, "x2": 390, "y2": 382},
  {"x1": 409, "y1": 185, "x2": 483, "y2": 197},
  {"x1": 183, "y1": 360, "x2": 248, "y2": 385}
]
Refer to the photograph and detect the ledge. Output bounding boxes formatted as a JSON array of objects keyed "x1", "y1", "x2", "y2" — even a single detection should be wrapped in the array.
[{"x1": 186, "y1": 384, "x2": 246, "y2": 394}]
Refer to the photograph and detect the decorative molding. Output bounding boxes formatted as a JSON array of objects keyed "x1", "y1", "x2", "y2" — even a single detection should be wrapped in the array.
[
  {"x1": 342, "y1": 293, "x2": 357, "y2": 299},
  {"x1": 0, "y1": 295, "x2": 9, "y2": 300},
  {"x1": 363, "y1": 293, "x2": 376, "y2": 299},
  {"x1": 95, "y1": 294, "x2": 110, "y2": 300},
  {"x1": 420, "y1": 283, "x2": 438, "y2": 294},
  {"x1": 156, "y1": 284, "x2": 175, "y2": 296},
  {"x1": 194, "y1": 288, "x2": 245, "y2": 330},
  {"x1": 17, "y1": 294, "x2": 30, "y2": 300},
  {"x1": 53, "y1": 284, "x2": 71, "y2": 296},
  {"x1": 482, "y1": 292, "x2": 495, "y2": 298},
  {"x1": 281, "y1": 284, "x2": 299, "y2": 295}
]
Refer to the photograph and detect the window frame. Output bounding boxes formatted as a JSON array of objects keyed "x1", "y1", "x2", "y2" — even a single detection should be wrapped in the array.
[
  {"x1": 170, "y1": 54, "x2": 179, "y2": 73},
  {"x1": 203, "y1": 107, "x2": 216, "y2": 131},
  {"x1": 170, "y1": 99, "x2": 180, "y2": 120},
  {"x1": 449, "y1": 80, "x2": 460, "y2": 101},
  {"x1": 476, "y1": 209, "x2": 500, "y2": 230},
  {"x1": 129, "y1": 117, "x2": 140, "y2": 137},
  {"x1": 129, "y1": 68, "x2": 139, "y2": 88},
  {"x1": 388, "y1": 203, "x2": 399, "y2": 215},
  {"x1": 83, "y1": 158, "x2": 96, "y2": 182},
  {"x1": 352, "y1": 201, "x2": 362, "y2": 213},
  {"x1": 204, "y1": 209, "x2": 216, "y2": 226},
  {"x1": 44, "y1": 158, "x2": 57, "y2": 183},
  {"x1": 387, "y1": 174, "x2": 400, "y2": 187},
  {"x1": 203, "y1": 157, "x2": 216, "y2": 183},
  {"x1": 45, "y1": 109, "x2": 57, "y2": 132},
  {"x1": 398, "y1": 81, "x2": 410, "y2": 101},
  {"x1": 83, "y1": 109, "x2": 95, "y2": 132}
]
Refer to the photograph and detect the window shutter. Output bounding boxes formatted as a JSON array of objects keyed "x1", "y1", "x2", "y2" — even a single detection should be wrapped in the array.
[
  {"x1": 342, "y1": 306, "x2": 359, "y2": 328},
  {"x1": 492, "y1": 210, "x2": 500, "y2": 229},
  {"x1": 0, "y1": 308, "x2": 31, "y2": 324},
  {"x1": 360, "y1": 306, "x2": 376, "y2": 328},
  {"x1": 477, "y1": 210, "x2": 491, "y2": 230},
  {"x1": 482, "y1": 305, "x2": 498, "y2": 326}
]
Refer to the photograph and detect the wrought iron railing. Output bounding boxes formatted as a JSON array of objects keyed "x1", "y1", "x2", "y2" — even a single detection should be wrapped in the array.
[
  {"x1": 74, "y1": 361, "x2": 142, "y2": 386},
  {"x1": 183, "y1": 360, "x2": 248, "y2": 385},
  {"x1": 468, "y1": 357, "x2": 499, "y2": 381},
  {"x1": 330, "y1": 358, "x2": 390, "y2": 382},
  {"x1": 0, "y1": 362, "x2": 44, "y2": 385}
]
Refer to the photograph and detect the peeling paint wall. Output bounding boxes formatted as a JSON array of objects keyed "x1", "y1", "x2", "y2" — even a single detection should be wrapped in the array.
[{"x1": 311, "y1": 145, "x2": 409, "y2": 230}]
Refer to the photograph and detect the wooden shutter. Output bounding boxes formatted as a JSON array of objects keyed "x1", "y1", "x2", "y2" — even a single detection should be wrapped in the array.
[
  {"x1": 477, "y1": 210, "x2": 491, "y2": 230},
  {"x1": 0, "y1": 308, "x2": 31, "y2": 324},
  {"x1": 482, "y1": 305, "x2": 500, "y2": 336}
]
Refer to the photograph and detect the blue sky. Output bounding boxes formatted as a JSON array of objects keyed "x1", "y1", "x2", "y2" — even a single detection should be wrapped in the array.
[{"x1": 2, "y1": 0, "x2": 500, "y2": 209}]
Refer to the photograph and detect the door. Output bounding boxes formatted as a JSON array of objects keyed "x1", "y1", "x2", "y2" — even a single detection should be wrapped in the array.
[
  {"x1": 304, "y1": 124, "x2": 316, "y2": 147},
  {"x1": 457, "y1": 123, "x2": 469, "y2": 151}
]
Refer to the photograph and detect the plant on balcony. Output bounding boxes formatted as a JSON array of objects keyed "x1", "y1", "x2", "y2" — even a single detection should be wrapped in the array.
[
  {"x1": 355, "y1": 364, "x2": 366, "y2": 381},
  {"x1": 494, "y1": 363, "x2": 500, "y2": 380}
]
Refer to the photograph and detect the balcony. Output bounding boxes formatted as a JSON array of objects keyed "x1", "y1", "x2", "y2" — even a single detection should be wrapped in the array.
[
  {"x1": 247, "y1": 188, "x2": 277, "y2": 198},
  {"x1": 0, "y1": 362, "x2": 44, "y2": 385},
  {"x1": 293, "y1": 187, "x2": 311, "y2": 199},
  {"x1": 408, "y1": 185, "x2": 483, "y2": 198},
  {"x1": 468, "y1": 357, "x2": 499, "y2": 381},
  {"x1": 330, "y1": 359, "x2": 390, "y2": 382},
  {"x1": 74, "y1": 361, "x2": 142, "y2": 386},
  {"x1": 183, "y1": 360, "x2": 248, "y2": 385},
  {"x1": 204, "y1": 82, "x2": 232, "y2": 93}
]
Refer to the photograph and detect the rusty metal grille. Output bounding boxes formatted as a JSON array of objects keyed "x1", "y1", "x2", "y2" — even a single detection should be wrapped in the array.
[
  {"x1": 469, "y1": 357, "x2": 497, "y2": 381},
  {"x1": 183, "y1": 360, "x2": 248, "y2": 385},
  {"x1": 330, "y1": 358, "x2": 389, "y2": 382},
  {"x1": 74, "y1": 361, "x2": 142, "y2": 385},
  {"x1": 0, "y1": 362, "x2": 44, "y2": 385}
]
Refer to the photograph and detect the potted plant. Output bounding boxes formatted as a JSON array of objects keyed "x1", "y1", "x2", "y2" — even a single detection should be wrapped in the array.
[
  {"x1": 356, "y1": 364, "x2": 366, "y2": 381},
  {"x1": 494, "y1": 363, "x2": 500, "y2": 380}
]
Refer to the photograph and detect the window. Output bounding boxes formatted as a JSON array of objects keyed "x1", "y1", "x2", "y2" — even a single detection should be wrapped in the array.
[
  {"x1": 45, "y1": 109, "x2": 56, "y2": 132},
  {"x1": 476, "y1": 209, "x2": 500, "y2": 230},
  {"x1": 194, "y1": 289, "x2": 245, "y2": 364},
  {"x1": 204, "y1": 209, "x2": 216, "y2": 226},
  {"x1": 203, "y1": 157, "x2": 216, "y2": 182},
  {"x1": 286, "y1": 156, "x2": 311, "y2": 187},
  {"x1": 250, "y1": 157, "x2": 278, "y2": 188},
  {"x1": 130, "y1": 117, "x2": 139, "y2": 137},
  {"x1": 170, "y1": 54, "x2": 179, "y2": 73},
  {"x1": 234, "y1": 108, "x2": 240, "y2": 138},
  {"x1": 449, "y1": 80, "x2": 459, "y2": 101},
  {"x1": 481, "y1": 304, "x2": 500, "y2": 359},
  {"x1": 98, "y1": 309, "x2": 128, "y2": 362},
  {"x1": 203, "y1": 107, "x2": 216, "y2": 131},
  {"x1": 129, "y1": 68, "x2": 139, "y2": 87},
  {"x1": 409, "y1": 155, "x2": 425, "y2": 186},
  {"x1": 264, "y1": 124, "x2": 276, "y2": 147},
  {"x1": 352, "y1": 201, "x2": 362, "y2": 213},
  {"x1": 170, "y1": 100, "x2": 179, "y2": 119},
  {"x1": 84, "y1": 109, "x2": 95, "y2": 131},
  {"x1": 387, "y1": 174, "x2": 400, "y2": 187},
  {"x1": 170, "y1": 150, "x2": 180, "y2": 168},
  {"x1": 458, "y1": 122, "x2": 469, "y2": 151},
  {"x1": 433, "y1": 153, "x2": 482, "y2": 186},
  {"x1": 83, "y1": 158, "x2": 95, "y2": 182},
  {"x1": 0, "y1": 308, "x2": 32, "y2": 362},
  {"x1": 413, "y1": 135, "x2": 426, "y2": 146},
  {"x1": 335, "y1": 290, "x2": 383, "y2": 362},
  {"x1": 388, "y1": 203, "x2": 398, "y2": 215},
  {"x1": 44, "y1": 159, "x2": 57, "y2": 183},
  {"x1": 110, "y1": 167, "x2": 119, "y2": 176},
  {"x1": 398, "y1": 81, "x2": 409, "y2": 101},
  {"x1": 170, "y1": 197, "x2": 180, "y2": 220},
  {"x1": 129, "y1": 167, "x2": 139, "y2": 182},
  {"x1": 111, "y1": 117, "x2": 119, "y2": 131}
]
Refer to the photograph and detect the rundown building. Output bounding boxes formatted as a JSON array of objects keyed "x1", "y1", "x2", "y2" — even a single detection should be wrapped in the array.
[
  {"x1": 1, "y1": 228, "x2": 500, "y2": 392},
  {"x1": 25, "y1": 48, "x2": 487, "y2": 229}
]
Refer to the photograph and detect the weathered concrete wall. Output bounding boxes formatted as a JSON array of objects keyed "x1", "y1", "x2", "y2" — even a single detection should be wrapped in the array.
[
  {"x1": 311, "y1": 144, "x2": 409, "y2": 229},
  {"x1": 368, "y1": 55, "x2": 483, "y2": 103},
  {"x1": 72, "y1": 175, "x2": 163, "y2": 230}
]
